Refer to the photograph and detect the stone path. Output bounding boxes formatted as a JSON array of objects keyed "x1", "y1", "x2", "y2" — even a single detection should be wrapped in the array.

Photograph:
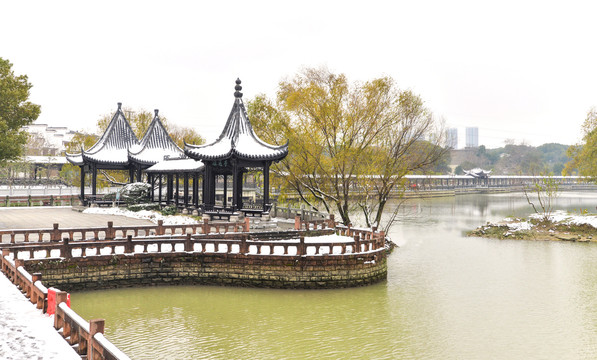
[
  {"x1": 0, "y1": 206, "x2": 153, "y2": 358},
  {"x1": 0, "y1": 206, "x2": 153, "y2": 229},
  {"x1": 0, "y1": 271, "x2": 80, "y2": 360}
]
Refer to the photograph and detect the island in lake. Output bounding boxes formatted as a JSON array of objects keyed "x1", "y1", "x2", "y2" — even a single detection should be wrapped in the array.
[{"x1": 468, "y1": 210, "x2": 597, "y2": 242}]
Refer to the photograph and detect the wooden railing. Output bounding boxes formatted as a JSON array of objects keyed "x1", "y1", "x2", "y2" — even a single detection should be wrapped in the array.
[
  {"x1": 0, "y1": 218, "x2": 251, "y2": 244},
  {"x1": 1, "y1": 249, "x2": 130, "y2": 359}
]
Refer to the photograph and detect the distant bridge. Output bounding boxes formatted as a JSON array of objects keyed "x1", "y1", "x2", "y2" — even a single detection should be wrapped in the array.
[{"x1": 404, "y1": 175, "x2": 588, "y2": 191}]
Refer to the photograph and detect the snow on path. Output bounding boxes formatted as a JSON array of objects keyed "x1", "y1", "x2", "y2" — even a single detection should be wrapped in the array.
[
  {"x1": 83, "y1": 207, "x2": 199, "y2": 225},
  {"x1": 0, "y1": 272, "x2": 79, "y2": 360}
]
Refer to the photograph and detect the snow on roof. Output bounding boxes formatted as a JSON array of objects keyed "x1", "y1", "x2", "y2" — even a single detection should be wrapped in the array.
[
  {"x1": 185, "y1": 79, "x2": 288, "y2": 162},
  {"x1": 66, "y1": 103, "x2": 139, "y2": 166},
  {"x1": 145, "y1": 158, "x2": 204, "y2": 173},
  {"x1": 128, "y1": 110, "x2": 184, "y2": 166}
]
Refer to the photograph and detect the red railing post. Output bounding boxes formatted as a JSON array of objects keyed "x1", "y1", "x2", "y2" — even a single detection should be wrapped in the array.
[
  {"x1": 185, "y1": 233, "x2": 193, "y2": 252},
  {"x1": 294, "y1": 215, "x2": 301, "y2": 230},
  {"x1": 62, "y1": 238, "x2": 71, "y2": 259},
  {"x1": 157, "y1": 220, "x2": 165, "y2": 236},
  {"x1": 88, "y1": 319, "x2": 105, "y2": 360},
  {"x1": 126, "y1": 235, "x2": 134, "y2": 253},
  {"x1": 106, "y1": 221, "x2": 114, "y2": 240},
  {"x1": 203, "y1": 218, "x2": 210, "y2": 234},
  {"x1": 240, "y1": 235, "x2": 249, "y2": 254},
  {"x1": 54, "y1": 291, "x2": 68, "y2": 329},
  {"x1": 354, "y1": 235, "x2": 360, "y2": 253},
  {"x1": 51, "y1": 223, "x2": 60, "y2": 242},
  {"x1": 298, "y1": 236, "x2": 305, "y2": 256},
  {"x1": 244, "y1": 217, "x2": 250, "y2": 233}
]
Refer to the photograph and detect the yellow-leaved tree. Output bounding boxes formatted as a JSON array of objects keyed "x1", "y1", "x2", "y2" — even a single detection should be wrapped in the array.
[{"x1": 249, "y1": 67, "x2": 448, "y2": 230}]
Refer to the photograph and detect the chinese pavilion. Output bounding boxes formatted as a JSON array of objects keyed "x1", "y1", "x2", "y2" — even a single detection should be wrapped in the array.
[{"x1": 184, "y1": 79, "x2": 288, "y2": 214}]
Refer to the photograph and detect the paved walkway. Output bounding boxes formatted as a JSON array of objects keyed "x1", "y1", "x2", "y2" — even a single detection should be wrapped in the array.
[
  {"x1": 0, "y1": 206, "x2": 150, "y2": 359},
  {"x1": 0, "y1": 206, "x2": 153, "y2": 229},
  {"x1": 0, "y1": 271, "x2": 80, "y2": 360}
]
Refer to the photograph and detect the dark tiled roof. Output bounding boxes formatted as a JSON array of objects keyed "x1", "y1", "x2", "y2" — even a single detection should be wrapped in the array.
[
  {"x1": 66, "y1": 103, "x2": 139, "y2": 166},
  {"x1": 128, "y1": 110, "x2": 185, "y2": 166},
  {"x1": 185, "y1": 79, "x2": 288, "y2": 162}
]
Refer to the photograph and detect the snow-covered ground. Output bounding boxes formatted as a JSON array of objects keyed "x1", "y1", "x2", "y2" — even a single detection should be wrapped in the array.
[
  {"x1": 83, "y1": 207, "x2": 199, "y2": 225},
  {"x1": 530, "y1": 210, "x2": 597, "y2": 228},
  {"x1": 482, "y1": 210, "x2": 597, "y2": 236},
  {"x1": 0, "y1": 272, "x2": 79, "y2": 360}
]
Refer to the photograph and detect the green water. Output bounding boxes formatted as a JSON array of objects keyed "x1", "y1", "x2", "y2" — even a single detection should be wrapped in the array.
[{"x1": 72, "y1": 192, "x2": 597, "y2": 359}]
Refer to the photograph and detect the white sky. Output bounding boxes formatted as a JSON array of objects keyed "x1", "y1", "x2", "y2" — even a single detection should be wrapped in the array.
[{"x1": 3, "y1": 0, "x2": 597, "y2": 149}]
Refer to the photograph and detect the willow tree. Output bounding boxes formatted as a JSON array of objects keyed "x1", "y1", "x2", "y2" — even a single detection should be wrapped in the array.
[
  {"x1": 249, "y1": 68, "x2": 447, "y2": 229},
  {"x1": 564, "y1": 108, "x2": 597, "y2": 177}
]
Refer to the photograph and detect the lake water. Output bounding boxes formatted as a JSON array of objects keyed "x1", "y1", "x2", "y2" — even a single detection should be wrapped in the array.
[{"x1": 72, "y1": 192, "x2": 597, "y2": 359}]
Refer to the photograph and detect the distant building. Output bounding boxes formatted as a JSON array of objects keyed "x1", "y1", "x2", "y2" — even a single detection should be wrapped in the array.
[
  {"x1": 465, "y1": 127, "x2": 479, "y2": 148},
  {"x1": 447, "y1": 128, "x2": 458, "y2": 149},
  {"x1": 23, "y1": 123, "x2": 77, "y2": 156}
]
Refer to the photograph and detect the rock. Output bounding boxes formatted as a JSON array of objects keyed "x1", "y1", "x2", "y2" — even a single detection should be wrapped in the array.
[{"x1": 555, "y1": 234, "x2": 577, "y2": 241}]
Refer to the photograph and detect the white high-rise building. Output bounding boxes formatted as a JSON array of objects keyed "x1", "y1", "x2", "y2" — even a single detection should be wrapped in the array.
[{"x1": 465, "y1": 127, "x2": 479, "y2": 148}]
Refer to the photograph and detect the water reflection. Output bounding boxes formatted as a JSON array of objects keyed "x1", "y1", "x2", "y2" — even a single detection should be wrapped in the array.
[{"x1": 73, "y1": 192, "x2": 597, "y2": 359}]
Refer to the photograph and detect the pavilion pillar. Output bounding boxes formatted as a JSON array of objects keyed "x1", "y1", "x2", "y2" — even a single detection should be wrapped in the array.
[
  {"x1": 158, "y1": 174, "x2": 163, "y2": 206},
  {"x1": 167, "y1": 174, "x2": 173, "y2": 204},
  {"x1": 184, "y1": 173, "x2": 189, "y2": 208},
  {"x1": 232, "y1": 160, "x2": 239, "y2": 211},
  {"x1": 235, "y1": 169, "x2": 243, "y2": 210},
  {"x1": 91, "y1": 164, "x2": 97, "y2": 196},
  {"x1": 263, "y1": 162, "x2": 270, "y2": 210},
  {"x1": 136, "y1": 166, "x2": 142, "y2": 182},
  {"x1": 175, "y1": 174, "x2": 180, "y2": 206},
  {"x1": 148, "y1": 174, "x2": 153, "y2": 201},
  {"x1": 128, "y1": 167, "x2": 135, "y2": 183},
  {"x1": 80, "y1": 166, "x2": 85, "y2": 205},
  {"x1": 192, "y1": 173, "x2": 199, "y2": 208},
  {"x1": 223, "y1": 174, "x2": 228, "y2": 208}
]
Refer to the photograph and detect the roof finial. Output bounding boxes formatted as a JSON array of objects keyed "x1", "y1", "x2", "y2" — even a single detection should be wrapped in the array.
[
  {"x1": 154, "y1": 109, "x2": 159, "y2": 117},
  {"x1": 234, "y1": 78, "x2": 243, "y2": 98},
  {"x1": 117, "y1": 102, "x2": 122, "y2": 110}
]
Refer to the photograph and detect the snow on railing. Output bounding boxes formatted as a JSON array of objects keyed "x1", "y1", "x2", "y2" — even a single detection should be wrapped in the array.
[
  {"x1": 0, "y1": 218, "x2": 250, "y2": 244},
  {"x1": 0, "y1": 249, "x2": 130, "y2": 359},
  {"x1": 2, "y1": 225, "x2": 386, "y2": 261}
]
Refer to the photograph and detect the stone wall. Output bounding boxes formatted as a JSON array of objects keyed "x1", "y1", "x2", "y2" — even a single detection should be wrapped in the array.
[{"x1": 24, "y1": 251, "x2": 387, "y2": 291}]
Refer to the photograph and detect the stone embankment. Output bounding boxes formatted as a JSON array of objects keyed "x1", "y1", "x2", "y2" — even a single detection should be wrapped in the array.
[{"x1": 1, "y1": 216, "x2": 388, "y2": 290}]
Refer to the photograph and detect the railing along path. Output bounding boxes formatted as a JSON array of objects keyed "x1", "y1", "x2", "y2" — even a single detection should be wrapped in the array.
[
  {"x1": 1, "y1": 249, "x2": 130, "y2": 360},
  {"x1": 1, "y1": 216, "x2": 386, "y2": 261},
  {"x1": 0, "y1": 218, "x2": 250, "y2": 244}
]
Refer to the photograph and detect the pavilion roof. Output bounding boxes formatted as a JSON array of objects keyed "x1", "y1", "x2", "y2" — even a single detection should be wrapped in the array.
[
  {"x1": 145, "y1": 157, "x2": 204, "y2": 173},
  {"x1": 66, "y1": 103, "x2": 139, "y2": 166},
  {"x1": 184, "y1": 79, "x2": 288, "y2": 162},
  {"x1": 128, "y1": 109, "x2": 184, "y2": 166}
]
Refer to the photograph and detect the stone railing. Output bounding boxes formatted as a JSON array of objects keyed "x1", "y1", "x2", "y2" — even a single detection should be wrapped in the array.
[
  {"x1": 270, "y1": 203, "x2": 330, "y2": 221},
  {"x1": 0, "y1": 218, "x2": 250, "y2": 244},
  {"x1": 1, "y1": 224, "x2": 386, "y2": 261},
  {"x1": 294, "y1": 215, "x2": 336, "y2": 231},
  {"x1": 1, "y1": 194, "x2": 77, "y2": 207},
  {"x1": 1, "y1": 249, "x2": 130, "y2": 360}
]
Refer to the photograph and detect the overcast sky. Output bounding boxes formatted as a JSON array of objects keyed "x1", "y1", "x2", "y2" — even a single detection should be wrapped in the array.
[{"x1": 3, "y1": 0, "x2": 597, "y2": 149}]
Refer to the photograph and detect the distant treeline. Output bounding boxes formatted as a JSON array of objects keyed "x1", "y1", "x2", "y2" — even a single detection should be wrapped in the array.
[{"x1": 449, "y1": 143, "x2": 569, "y2": 176}]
